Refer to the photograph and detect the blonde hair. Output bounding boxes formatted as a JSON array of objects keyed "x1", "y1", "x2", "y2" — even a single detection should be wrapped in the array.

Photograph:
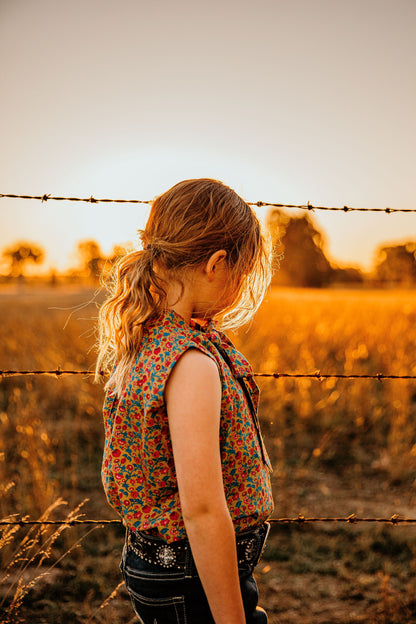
[{"x1": 96, "y1": 178, "x2": 272, "y2": 394}]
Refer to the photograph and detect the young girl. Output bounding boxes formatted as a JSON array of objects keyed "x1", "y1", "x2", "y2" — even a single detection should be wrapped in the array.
[{"x1": 96, "y1": 178, "x2": 274, "y2": 624}]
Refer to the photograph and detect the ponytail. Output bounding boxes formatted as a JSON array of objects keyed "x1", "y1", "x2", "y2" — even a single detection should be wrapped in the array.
[{"x1": 95, "y1": 247, "x2": 166, "y2": 393}]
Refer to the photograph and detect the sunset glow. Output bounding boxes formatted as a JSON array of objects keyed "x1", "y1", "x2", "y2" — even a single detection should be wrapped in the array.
[{"x1": 1, "y1": 0, "x2": 415, "y2": 272}]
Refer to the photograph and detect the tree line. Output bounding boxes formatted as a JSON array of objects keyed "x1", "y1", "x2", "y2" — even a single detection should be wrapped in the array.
[
  {"x1": 266, "y1": 209, "x2": 416, "y2": 287},
  {"x1": 0, "y1": 240, "x2": 128, "y2": 283},
  {"x1": 1, "y1": 210, "x2": 416, "y2": 287}
]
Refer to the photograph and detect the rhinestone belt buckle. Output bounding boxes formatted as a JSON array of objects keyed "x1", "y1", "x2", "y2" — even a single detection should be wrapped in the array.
[{"x1": 156, "y1": 544, "x2": 177, "y2": 568}]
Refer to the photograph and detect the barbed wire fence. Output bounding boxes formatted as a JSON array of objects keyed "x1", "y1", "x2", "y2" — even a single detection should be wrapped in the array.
[
  {"x1": 1, "y1": 192, "x2": 416, "y2": 531},
  {"x1": 2, "y1": 513, "x2": 416, "y2": 527},
  {"x1": 1, "y1": 369, "x2": 416, "y2": 381},
  {"x1": 1, "y1": 192, "x2": 415, "y2": 213}
]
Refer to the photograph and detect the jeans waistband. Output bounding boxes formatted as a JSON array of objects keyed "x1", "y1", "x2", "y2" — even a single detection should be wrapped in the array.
[{"x1": 127, "y1": 522, "x2": 270, "y2": 576}]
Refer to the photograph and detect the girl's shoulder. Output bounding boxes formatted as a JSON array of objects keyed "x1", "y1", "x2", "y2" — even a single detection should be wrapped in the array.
[
  {"x1": 128, "y1": 310, "x2": 215, "y2": 388},
  {"x1": 121, "y1": 311, "x2": 214, "y2": 403}
]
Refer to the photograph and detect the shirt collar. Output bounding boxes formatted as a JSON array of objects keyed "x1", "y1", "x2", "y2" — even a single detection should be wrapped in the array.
[
  {"x1": 159, "y1": 308, "x2": 222, "y2": 346},
  {"x1": 159, "y1": 308, "x2": 254, "y2": 378}
]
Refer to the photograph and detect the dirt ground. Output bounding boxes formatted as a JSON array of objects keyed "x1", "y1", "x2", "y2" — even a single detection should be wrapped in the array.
[{"x1": 255, "y1": 468, "x2": 416, "y2": 623}]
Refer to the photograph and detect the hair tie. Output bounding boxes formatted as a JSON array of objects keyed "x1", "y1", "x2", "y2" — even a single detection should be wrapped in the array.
[{"x1": 145, "y1": 243, "x2": 159, "y2": 257}]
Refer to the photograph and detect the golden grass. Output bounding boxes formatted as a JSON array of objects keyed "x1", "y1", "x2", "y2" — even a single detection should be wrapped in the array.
[
  {"x1": 1, "y1": 285, "x2": 416, "y2": 623},
  {"x1": 232, "y1": 288, "x2": 416, "y2": 483}
]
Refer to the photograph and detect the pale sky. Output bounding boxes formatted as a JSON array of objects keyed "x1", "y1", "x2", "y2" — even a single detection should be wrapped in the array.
[{"x1": 1, "y1": 0, "x2": 415, "y2": 272}]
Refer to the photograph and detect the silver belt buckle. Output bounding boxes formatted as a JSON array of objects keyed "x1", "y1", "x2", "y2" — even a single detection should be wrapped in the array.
[{"x1": 156, "y1": 544, "x2": 177, "y2": 568}]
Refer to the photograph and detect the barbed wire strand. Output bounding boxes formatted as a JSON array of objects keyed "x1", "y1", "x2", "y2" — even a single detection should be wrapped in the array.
[
  {"x1": 1, "y1": 193, "x2": 414, "y2": 214},
  {"x1": 1, "y1": 514, "x2": 415, "y2": 527},
  {"x1": 0, "y1": 368, "x2": 415, "y2": 380},
  {"x1": 0, "y1": 194, "x2": 152, "y2": 205}
]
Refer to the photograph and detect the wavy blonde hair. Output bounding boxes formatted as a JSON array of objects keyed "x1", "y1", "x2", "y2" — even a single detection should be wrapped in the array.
[{"x1": 96, "y1": 178, "x2": 273, "y2": 394}]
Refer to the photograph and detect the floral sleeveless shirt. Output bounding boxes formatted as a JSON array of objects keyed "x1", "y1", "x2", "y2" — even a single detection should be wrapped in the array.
[{"x1": 102, "y1": 309, "x2": 274, "y2": 543}]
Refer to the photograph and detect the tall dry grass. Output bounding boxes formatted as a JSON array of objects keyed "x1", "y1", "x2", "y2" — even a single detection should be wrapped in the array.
[
  {"x1": 0, "y1": 496, "x2": 92, "y2": 623},
  {"x1": 0, "y1": 287, "x2": 130, "y2": 622},
  {"x1": 232, "y1": 288, "x2": 416, "y2": 487},
  {"x1": 1, "y1": 285, "x2": 416, "y2": 623}
]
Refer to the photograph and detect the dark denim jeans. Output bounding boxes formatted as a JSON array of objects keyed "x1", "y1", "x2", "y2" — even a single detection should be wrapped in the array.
[{"x1": 120, "y1": 530, "x2": 268, "y2": 624}]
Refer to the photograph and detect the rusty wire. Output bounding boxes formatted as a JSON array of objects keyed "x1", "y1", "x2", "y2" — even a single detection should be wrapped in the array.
[
  {"x1": 0, "y1": 368, "x2": 104, "y2": 378},
  {"x1": 1, "y1": 513, "x2": 416, "y2": 528},
  {"x1": 0, "y1": 518, "x2": 121, "y2": 527},
  {"x1": 250, "y1": 372, "x2": 416, "y2": 381},
  {"x1": 1, "y1": 193, "x2": 414, "y2": 213},
  {"x1": 0, "y1": 193, "x2": 151, "y2": 205},
  {"x1": 0, "y1": 368, "x2": 415, "y2": 380}
]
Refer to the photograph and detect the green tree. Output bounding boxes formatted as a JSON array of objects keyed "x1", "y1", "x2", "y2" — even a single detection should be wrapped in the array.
[{"x1": 2, "y1": 241, "x2": 45, "y2": 277}]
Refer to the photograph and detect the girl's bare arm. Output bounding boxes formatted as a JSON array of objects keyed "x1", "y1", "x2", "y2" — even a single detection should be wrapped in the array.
[{"x1": 165, "y1": 348, "x2": 246, "y2": 624}]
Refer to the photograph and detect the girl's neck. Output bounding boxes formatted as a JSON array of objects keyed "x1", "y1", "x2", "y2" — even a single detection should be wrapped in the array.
[
  {"x1": 164, "y1": 274, "x2": 196, "y2": 325},
  {"x1": 168, "y1": 300, "x2": 193, "y2": 325},
  {"x1": 159, "y1": 251, "x2": 230, "y2": 326}
]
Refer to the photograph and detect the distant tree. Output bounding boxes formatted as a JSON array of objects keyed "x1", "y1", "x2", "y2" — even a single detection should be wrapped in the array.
[
  {"x1": 2, "y1": 241, "x2": 45, "y2": 277},
  {"x1": 374, "y1": 242, "x2": 416, "y2": 285},
  {"x1": 266, "y1": 209, "x2": 334, "y2": 287},
  {"x1": 98, "y1": 243, "x2": 133, "y2": 279},
  {"x1": 331, "y1": 266, "x2": 364, "y2": 285},
  {"x1": 108, "y1": 243, "x2": 132, "y2": 264},
  {"x1": 76, "y1": 239, "x2": 105, "y2": 282}
]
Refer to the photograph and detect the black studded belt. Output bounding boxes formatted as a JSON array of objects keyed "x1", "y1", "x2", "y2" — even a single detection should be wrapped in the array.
[{"x1": 128, "y1": 522, "x2": 270, "y2": 573}]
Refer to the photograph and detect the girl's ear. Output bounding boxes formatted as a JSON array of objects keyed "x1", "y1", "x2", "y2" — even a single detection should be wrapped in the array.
[{"x1": 205, "y1": 250, "x2": 227, "y2": 279}]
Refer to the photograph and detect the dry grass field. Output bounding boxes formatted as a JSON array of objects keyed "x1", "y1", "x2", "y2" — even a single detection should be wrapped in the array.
[{"x1": 1, "y1": 285, "x2": 416, "y2": 623}]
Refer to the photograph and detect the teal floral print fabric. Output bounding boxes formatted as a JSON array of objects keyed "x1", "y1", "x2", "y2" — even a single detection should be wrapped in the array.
[{"x1": 102, "y1": 309, "x2": 274, "y2": 543}]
